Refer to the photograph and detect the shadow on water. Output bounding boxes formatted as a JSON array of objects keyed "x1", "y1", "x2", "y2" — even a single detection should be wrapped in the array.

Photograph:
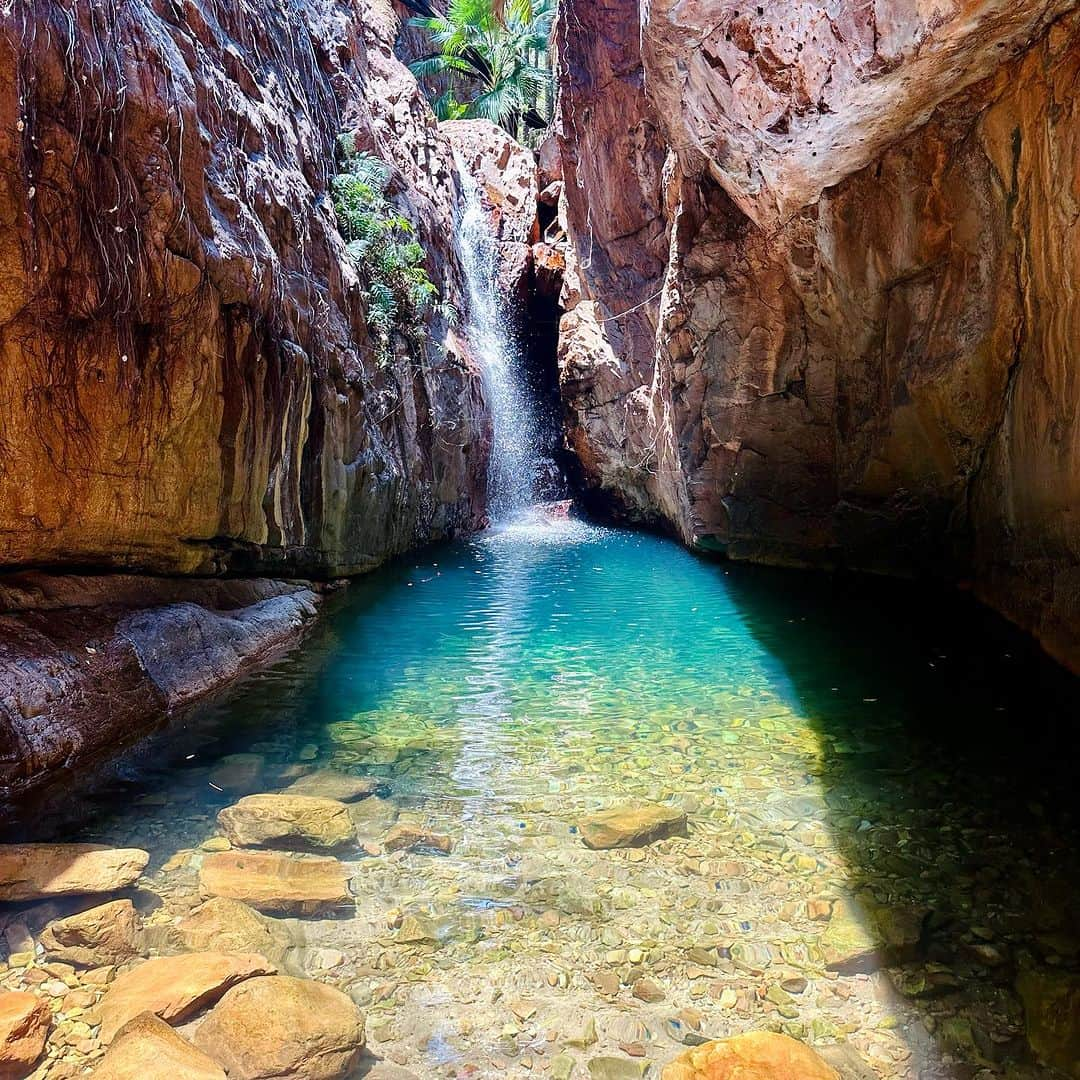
[{"x1": 719, "y1": 561, "x2": 1080, "y2": 1078}]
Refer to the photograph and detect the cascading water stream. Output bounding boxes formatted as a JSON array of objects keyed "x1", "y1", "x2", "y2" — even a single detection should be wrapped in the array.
[{"x1": 454, "y1": 156, "x2": 545, "y2": 521}]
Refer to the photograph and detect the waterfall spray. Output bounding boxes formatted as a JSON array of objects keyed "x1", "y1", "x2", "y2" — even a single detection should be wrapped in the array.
[{"x1": 455, "y1": 156, "x2": 543, "y2": 520}]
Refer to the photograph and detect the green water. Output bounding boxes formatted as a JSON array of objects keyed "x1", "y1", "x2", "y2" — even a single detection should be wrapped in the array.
[{"x1": 9, "y1": 512, "x2": 1080, "y2": 1078}]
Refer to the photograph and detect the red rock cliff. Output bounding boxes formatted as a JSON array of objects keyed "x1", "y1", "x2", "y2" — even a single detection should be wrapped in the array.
[
  {"x1": 0, "y1": 0, "x2": 488, "y2": 578},
  {"x1": 556, "y1": 0, "x2": 1080, "y2": 671}
]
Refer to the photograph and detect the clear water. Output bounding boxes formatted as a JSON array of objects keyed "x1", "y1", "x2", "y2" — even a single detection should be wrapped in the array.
[
  {"x1": 7, "y1": 513, "x2": 1080, "y2": 1078},
  {"x1": 455, "y1": 159, "x2": 545, "y2": 517}
]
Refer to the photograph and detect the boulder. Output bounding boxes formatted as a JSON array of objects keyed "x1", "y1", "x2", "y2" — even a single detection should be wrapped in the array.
[
  {"x1": 199, "y1": 850, "x2": 352, "y2": 916},
  {"x1": 282, "y1": 771, "x2": 387, "y2": 802},
  {"x1": 578, "y1": 804, "x2": 687, "y2": 849},
  {"x1": 194, "y1": 975, "x2": 365, "y2": 1080},
  {"x1": 99, "y1": 952, "x2": 276, "y2": 1043},
  {"x1": 93, "y1": 1011, "x2": 225, "y2": 1080},
  {"x1": 176, "y1": 898, "x2": 294, "y2": 967},
  {"x1": 40, "y1": 899, "x2": 141, "y2": 967},
  {"x1": 208, "y1": 754, "x2": 265, "y2": 793},
  {"x1": 0, "y1": 992, "x2": 50, "y2": 1078},
  {"x1": 0, "y1": 845, "x2": 148, "y2": 902},
  {"x1": 821, "y1": 898, "x2": 881, "y2": 975},
  {"x1": 1016, "y1": 968, "x2": 1080, "y2": 1078},
  {"x1": 661, "y1": 1032, "x2": 839, "y2": 1080},
  {"x1": 382, "y1": 824, "x2": 453, "y2": 855},
  {"x1": 217, "y1": 794, "x2": 355, "y2": 850}
]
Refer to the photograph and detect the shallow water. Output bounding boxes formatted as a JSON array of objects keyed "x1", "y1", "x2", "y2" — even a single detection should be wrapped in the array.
[{"x1": 7, "y1": 512, "x2": 1080, "y2": 1078}]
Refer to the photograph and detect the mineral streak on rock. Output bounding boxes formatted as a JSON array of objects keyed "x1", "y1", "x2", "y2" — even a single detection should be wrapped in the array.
[{"x1": 555, "y1": 0, "x2": 1080, "y2": 671}]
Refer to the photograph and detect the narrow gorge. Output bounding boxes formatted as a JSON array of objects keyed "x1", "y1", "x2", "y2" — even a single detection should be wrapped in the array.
[{"x1": 0, "y1": 2, "x2": 1078, "y2": 1079}]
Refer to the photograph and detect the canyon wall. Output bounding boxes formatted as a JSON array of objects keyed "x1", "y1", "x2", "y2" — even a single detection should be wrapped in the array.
[
  {"x1": 0, "y1": 0, "x2": 494, "y2": 788},
  {"x1": 0, "y1": 0, "x2": 488, "y2": 580},
  {"x1": 556, "y1": 1, "x2": 1080, "y2": 671}
]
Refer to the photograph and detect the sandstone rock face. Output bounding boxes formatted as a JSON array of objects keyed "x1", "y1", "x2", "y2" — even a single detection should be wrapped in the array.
[
  {"x1": 0, "y1": 845, "x2": 148, "y2": 902},
  {"x1": 661, "y1": 1031, "x2": 838, "y2": 1080},
  {"x1": 578, "y1": 804, "x2": 687, "y2": 850},
  {"x1": 443, "y1": 119, "x2": 539, "y2": 301},
  {"x1": 40, "y1": 899, "x2": 141, "y2": 968},
  {"x1": 93, "y1": 1011, "x2": 226, "y2": 1080},
  {"x1": 0, "y1": 0, "x2": 487, "y2": 579},
  {"x1": 0, "y1": 991, "x2": 50, "y2": 1079},
  {"x1": 193, "y1": 975, "x2": 365, "y2": 1080},
  {"x1": 99, "y1": 952, "x2": 276, "y2": 1043},
  {"x1": 199, "y1": 850, "x2": 352, "y2": 916},
  {"x1": 217, "y1": 794, "x2": 356, "y2": 851},
  {"x1": 556, "y1": 2, "x2": 1080, "y2": 670}
]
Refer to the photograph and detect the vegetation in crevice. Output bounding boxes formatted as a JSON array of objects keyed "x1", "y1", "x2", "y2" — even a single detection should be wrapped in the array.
[
  {"x1": 331, "y1": 137, "x2": 451, "y2": 367},
  {"x1": 404, "y1": 0, "x2": 555, "y2": 141}
]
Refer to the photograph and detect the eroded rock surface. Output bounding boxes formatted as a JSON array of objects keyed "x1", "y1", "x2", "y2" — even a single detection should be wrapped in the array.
[
  {"x1": 217, "y1": 794, "x2": 356, "y2": 851},
  {"x1": 0, "y1": 0, "x2": 487, "y2": 580},
  {"x1": 556, "y1": 0, "x2": 1080, "y2": 670},
  {"x1": 40, "y1": 899, "x2": 141, "y2": 968}
]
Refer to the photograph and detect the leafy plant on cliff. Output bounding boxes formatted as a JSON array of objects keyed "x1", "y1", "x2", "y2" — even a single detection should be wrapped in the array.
[
  {"x1": 405, "y1": 0, "x2": 555, "y2": 139},
  {"x1": 331, "y1": 137, "x2": 444, "y2": 366}
]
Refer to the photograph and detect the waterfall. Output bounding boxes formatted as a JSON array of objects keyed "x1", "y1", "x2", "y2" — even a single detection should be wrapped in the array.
[{"x1": 455, "y1": 158, "x2": 544, "y2": 520}]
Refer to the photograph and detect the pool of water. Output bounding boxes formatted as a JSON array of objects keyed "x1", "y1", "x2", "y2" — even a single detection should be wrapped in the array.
[{"x1": 6, "y1": 510, "x2": 1080, "y2": 1078}]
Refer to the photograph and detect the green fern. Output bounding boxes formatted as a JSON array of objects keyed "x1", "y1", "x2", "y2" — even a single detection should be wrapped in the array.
[{"x1": 331, "y1": 137, "x2": 444, "y2": 366}]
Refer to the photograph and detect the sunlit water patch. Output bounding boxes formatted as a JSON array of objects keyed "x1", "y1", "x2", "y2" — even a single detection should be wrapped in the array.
[{"x1": 5, "y1": 515, "x2": 1080, "y2": 1079}]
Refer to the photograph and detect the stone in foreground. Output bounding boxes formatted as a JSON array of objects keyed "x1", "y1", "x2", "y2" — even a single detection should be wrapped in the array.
[
  {"x1": 176, "y1": 897, "x2": 294, "y2": 967},
  {"x1": 578, "y1": 804, "x2": 687, "y2": 850},
  {"x1": 199, "y1": 850, "x2": 351, "y2": 915},
  {"x1": 217, "y1": 793, "x2": 355, "y2": 850},
  {"x1": 99, "y1": 951, "x2": 276, "y2": 1042},
  {"x1": 40, "y1": 899, "x2": 141, "y2": 967},
  {"x1": 0, "y1": 991, "x2": 50, "y2": 1078},
  {"x1": 0, "y1": 844, "x2": 148, "y2": 902},
  {"x1": 661, "y1": 1032, "x2": 838, "y2": 1079},
  {"x1": 93, "y1": 1011, "x2": 226, "y2": 1079},
  {"x1": 283, "y1": 770, "x2": 387, "y2": 802},
  {"x1": 194, "y1": 975, "x2": 365, "y2": 1080}
]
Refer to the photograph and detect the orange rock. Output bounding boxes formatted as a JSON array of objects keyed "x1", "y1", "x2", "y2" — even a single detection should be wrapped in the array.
[
  {"x1": 0, "y1": 991, "x2": 50, "y2": 1078},
  {"x1": 99, "y1": 952, "x2": 276, "y2": 1042},
  {"x1": 194, "y1": 975, "x2": 365, "y2": 1080},
  {"x1": 661, "y1": 1032, "x2": 838, "y2": 1080},
  {"x1": 199, "y1": 849, "x2": 352, "y2": 916},
  {"x1": 94, "y1": 1011, "x2": 225, "y2": 1080},
  {"x1": 0, "y1": 845, "x2": 148, "y2": 902}
]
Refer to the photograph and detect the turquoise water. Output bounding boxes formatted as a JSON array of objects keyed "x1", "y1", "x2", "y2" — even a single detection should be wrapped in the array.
[{"x1": 8, "y1": 511, "x2": 1080, "y2": 1078}]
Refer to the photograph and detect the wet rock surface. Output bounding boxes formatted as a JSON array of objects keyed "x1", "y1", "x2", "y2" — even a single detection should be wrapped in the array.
[
  {"x1": 98, "y1": 952, "x2": 276, "y2": 1043},
  {"x1": 217, "y1": 795, "x2": 356, "y2": 852},
  {"x1": 0, "y1": 847, "x2": 148, "y2": 903},
  {"x1": 192, "y1": 976, "x2": 365, "y2": 1080},
  {"x1": 198, "y1": 851, "x2": 352, "y2": 916},
  {"x1": 0, "y1": 991, "x2": 50, "y2": 1077},
  {"x1": 93, "y1": 1012, "x2": 225, "y2": 1080},
  {"x1": 555, "y1": 0, "x2": 1080, "y2": 673},
  {"x1": 661, "y1": 1031, "x2": 838, "y2": 1080}
]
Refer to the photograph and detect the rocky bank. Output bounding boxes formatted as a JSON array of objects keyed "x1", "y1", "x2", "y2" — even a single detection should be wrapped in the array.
[
  {"x1": 0, "y1": 0, "x2": 508, "y2": 789},
  {"x1": 555, "y1": 1, "x2": 1080, "y2": 671}
]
